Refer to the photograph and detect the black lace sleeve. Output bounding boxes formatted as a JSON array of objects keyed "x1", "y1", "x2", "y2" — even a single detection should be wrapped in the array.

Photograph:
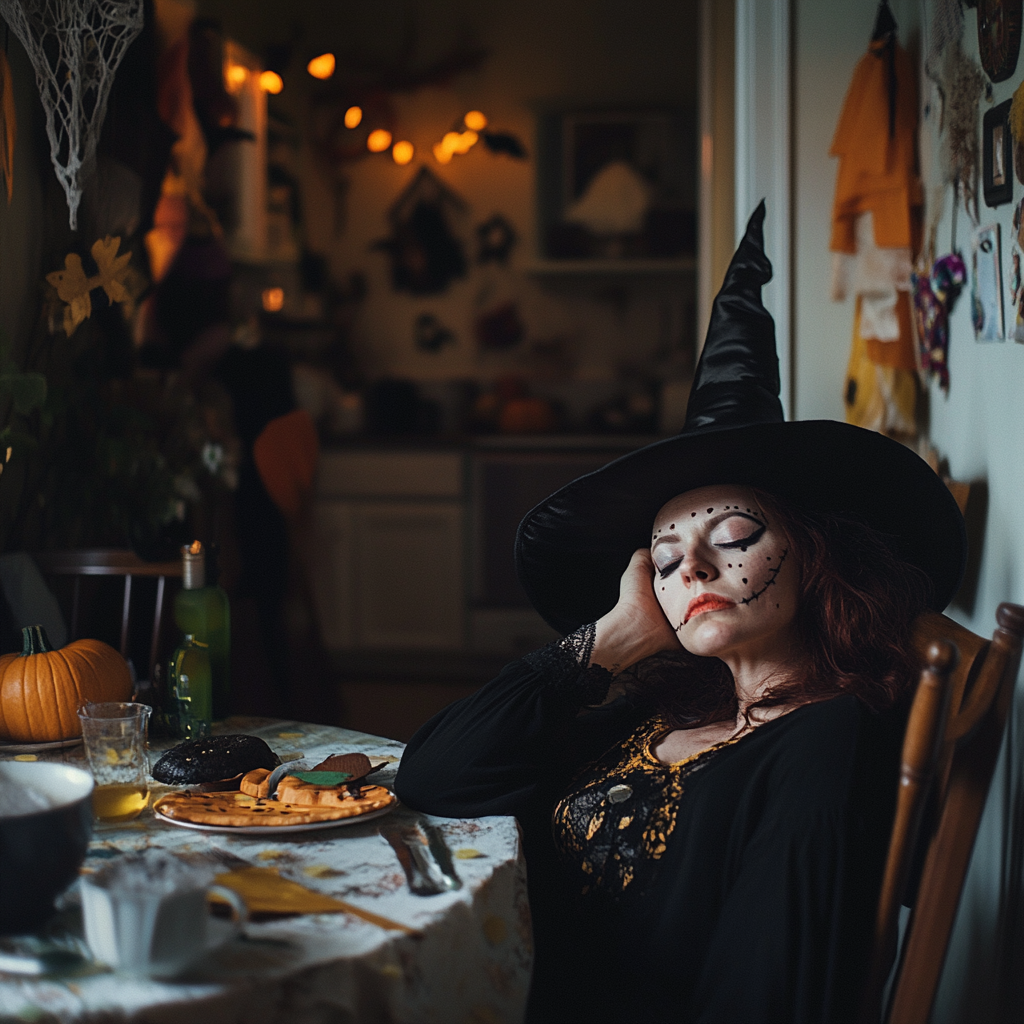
[
  {"x1": 522, "y1": 622, "x2": 614, "y2": 707},
  {"x1": 395, "y1": 625, "x2": 628, "y2": 819}
]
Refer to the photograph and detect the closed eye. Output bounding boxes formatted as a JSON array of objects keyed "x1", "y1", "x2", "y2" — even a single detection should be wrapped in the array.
[
  {"x1": 714, "y1": 523, "x2": 766, "y2": 550},
  {"x1": 657, "y1": 558, "x2": 683, "y2": 579}
]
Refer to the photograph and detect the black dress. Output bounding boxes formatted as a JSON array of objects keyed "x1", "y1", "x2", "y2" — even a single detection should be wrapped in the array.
[{"x1": 395, "y1": 641, "x2": 903, "y2": 1024}]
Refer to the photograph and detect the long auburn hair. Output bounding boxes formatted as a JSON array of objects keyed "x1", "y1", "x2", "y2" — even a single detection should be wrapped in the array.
[{"x1": 629, "y1": 488, "x2": 933, "y2": 728}]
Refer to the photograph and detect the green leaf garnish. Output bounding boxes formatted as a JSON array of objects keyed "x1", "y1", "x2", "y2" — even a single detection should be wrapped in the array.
[{"x1": 290, "y1": 771, "x2": 351, "y2": 786}]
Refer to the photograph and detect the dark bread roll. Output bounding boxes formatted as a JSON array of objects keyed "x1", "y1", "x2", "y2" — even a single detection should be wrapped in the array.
[{"x1": 152, "y1": 735, "x2": 281, "y2": 784}]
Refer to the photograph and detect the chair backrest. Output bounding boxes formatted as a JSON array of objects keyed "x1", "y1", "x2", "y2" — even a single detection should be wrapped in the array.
[
  {"x1": 860, "y1": 603, "x2": 1024, "y2": 1024},
  {"x1": 32, "y1": 550, "x2": 182, "y2": 687}
]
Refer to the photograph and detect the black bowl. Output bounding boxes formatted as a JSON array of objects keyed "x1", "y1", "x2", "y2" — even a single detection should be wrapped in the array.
[{"x1": 0, "y1": 761, "x2": 94, "y2": 935}]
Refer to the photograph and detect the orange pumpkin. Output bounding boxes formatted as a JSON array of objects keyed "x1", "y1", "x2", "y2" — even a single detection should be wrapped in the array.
[{"x1": 0, "y1": 625, "x2": 132, "y2": 742}]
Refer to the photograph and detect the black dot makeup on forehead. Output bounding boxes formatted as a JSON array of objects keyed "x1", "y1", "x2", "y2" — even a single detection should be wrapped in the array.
[
  {"x1": 707, "y1": 508, "x2": 713, "y2": 514},
  {"x1": 670, "y1": 524, "x2": 675, "y2": 529},
  {"x1": 727, "y1": 563, "x2": 732, "y2": 568},
  {"x1": 742, "y1": 578, "x2": 747, "y2": 584},
  {"x1": 691, "y1": 512, "x2": 696, "y2": 517}
]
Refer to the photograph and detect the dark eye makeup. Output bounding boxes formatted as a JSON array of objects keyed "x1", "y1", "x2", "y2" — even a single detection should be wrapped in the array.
[
  {"x1": 714, "y1": 521, "x2": 766, "y2": 550},
  {"x1": 654, "y1": 514, "x2": 767, "y2": 579},
  {"x1": 658, "y1": 558, "x2": 683, "y2": 580}
]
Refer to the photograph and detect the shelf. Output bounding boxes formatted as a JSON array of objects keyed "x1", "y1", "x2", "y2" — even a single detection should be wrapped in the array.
[{"x1": 526, "y1": 257, "x2": 697, "y2": 276}]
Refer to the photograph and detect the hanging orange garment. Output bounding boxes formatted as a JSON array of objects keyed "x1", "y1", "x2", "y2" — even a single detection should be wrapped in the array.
[
  {"x1": 830, "y1": 40, "x2": 923, "y2": 254},
  {"x1": 865, "y1": 290, "x2": 917, "y2": 370},
  {"x1": 844, "y1": 296, "x2": 917, "y2": 436}
]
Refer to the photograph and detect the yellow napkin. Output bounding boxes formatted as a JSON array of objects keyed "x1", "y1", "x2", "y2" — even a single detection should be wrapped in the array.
[{"x1": 212, "y1": 867, "x2": 415, "y2": 933}]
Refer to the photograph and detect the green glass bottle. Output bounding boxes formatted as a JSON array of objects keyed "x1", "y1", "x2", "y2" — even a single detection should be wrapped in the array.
[
  {"x1": 174, "y1": 542, "x2": 231, "y2": 720},
  {"x1": 169, "y1": 634, "x2": 212, "y2": 739}
]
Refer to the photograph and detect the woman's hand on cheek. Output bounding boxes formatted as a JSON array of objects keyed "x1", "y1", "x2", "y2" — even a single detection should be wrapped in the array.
[{"x1": 589, "y1": 548, "x2": 680, "y2": 674}]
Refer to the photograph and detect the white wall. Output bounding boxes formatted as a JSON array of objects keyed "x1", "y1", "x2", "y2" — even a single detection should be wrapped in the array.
[{"x1": 793, "y1": 1, "x2": 1024, "y2": 1018}]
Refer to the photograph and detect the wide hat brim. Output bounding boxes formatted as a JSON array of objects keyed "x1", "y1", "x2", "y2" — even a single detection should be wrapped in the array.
[{"x1": 515, "y1": 419, "x2": 967, "y2": 635}]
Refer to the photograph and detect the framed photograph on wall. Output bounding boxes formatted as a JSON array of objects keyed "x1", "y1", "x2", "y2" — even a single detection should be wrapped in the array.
[
  {"x1": 536, "y1": 109, "x2": 696, "y2": 262},
  {"x1": 972, "y1": 223, "x2": 1005, "y2": 340},
  {"x1": 983, "y1": 99, "x2": 1014, "y2": 207}
]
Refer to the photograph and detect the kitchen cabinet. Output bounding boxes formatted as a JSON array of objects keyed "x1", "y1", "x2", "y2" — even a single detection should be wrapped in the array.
[
  {"x1": 308, "y1": 439, "x2": 652, "y2": 655},
  {"x1": 310, "y1": 451, "x2": 465, "y2": 651}
]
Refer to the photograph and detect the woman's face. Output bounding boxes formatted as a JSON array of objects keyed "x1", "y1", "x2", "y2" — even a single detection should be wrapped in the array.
[{"x1": 651, "y1": 485, "x2": 801, "y2": 662}]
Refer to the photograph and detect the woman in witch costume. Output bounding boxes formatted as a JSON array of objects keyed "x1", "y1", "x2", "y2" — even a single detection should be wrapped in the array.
[{"x1": 395, "y1": 204, "x2": 966, "y2": 1024}]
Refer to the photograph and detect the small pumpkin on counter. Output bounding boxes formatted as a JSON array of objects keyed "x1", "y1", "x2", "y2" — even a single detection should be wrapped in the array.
[{"x1": 0, "y1": 625, "x2": 132, "y2": 742}]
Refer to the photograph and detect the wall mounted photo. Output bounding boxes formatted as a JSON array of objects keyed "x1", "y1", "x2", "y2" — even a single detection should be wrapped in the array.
[
  {"x1": 972, "y1": 223, "x2": 1006, "y2": 341},
  {"x1": 984, "y1": 100, "x2": 1014, "y2": 207},
  {"x1": 536, "y1": 109, "x2": 696, "y2": 262}
]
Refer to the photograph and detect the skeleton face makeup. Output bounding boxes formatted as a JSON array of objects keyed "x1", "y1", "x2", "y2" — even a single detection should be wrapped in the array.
[{"x1": 651, "y1": 485, "x2": 801, "y2": 662}]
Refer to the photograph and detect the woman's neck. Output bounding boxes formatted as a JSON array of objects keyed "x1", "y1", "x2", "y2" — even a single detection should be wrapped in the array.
[{"x1": 720, "y1": 629, "x2": 811, "y2": 724}]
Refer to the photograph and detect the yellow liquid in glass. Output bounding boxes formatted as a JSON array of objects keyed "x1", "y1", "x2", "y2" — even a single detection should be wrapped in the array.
[{"x1": 92, "y1": 783, "x2": 149, "y2": 822}]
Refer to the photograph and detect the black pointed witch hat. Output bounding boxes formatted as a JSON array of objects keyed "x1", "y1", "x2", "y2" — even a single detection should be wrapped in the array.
[{"x1": 515, "y1": 202, "x2": 967, "y2": 634}]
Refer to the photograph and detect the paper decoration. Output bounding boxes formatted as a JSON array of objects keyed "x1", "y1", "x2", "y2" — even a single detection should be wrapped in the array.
[
  {"x1": 911, "y1": 253, "x2": 966, "y2": 391},
  {"x1": 46, "y1": 235, "x2": 131, "y2": 335},
  {"x1": 971, "y1": 223, "x2": 1005, "y2": 340}
]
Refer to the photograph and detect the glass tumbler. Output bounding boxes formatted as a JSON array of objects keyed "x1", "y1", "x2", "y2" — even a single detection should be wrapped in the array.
[{"x1": 77, "y1": 703, "x2": 152, "y2": 822}]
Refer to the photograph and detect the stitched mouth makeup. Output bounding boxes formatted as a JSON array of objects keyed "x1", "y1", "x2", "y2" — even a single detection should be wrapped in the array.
[{"x1": 684, "y1": 593, "x2": 737, "y2": 624}]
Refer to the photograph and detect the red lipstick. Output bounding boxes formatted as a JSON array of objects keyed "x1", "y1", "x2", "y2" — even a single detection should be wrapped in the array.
[{"x1": 684, "y1": 593, "x2": 736, "y2": 624}]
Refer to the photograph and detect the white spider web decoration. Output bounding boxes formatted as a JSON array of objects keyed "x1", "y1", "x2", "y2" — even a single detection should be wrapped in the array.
[{"x1": 0, "y1": 0, "x2": 143, "y2": 228}]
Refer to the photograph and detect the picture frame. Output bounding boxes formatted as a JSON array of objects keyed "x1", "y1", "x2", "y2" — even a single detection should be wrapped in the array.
[
  {"x1": 972, "y1": 223, "x2": 1005, "y2": 341},
  {"x1": 983, "y1": 99, "x2": 1014, "y2": 208},
  {"x1": 537, "y1": 108, "x2": 696, "y2": 261}
]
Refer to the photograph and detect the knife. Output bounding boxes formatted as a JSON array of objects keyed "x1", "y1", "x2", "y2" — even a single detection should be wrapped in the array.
[
  {"x1": 422, "y1": 822, "x2": 461, "y2": 892},
  {"x1": 379, "y1": 821, "x2": 460, "y2": 895}
]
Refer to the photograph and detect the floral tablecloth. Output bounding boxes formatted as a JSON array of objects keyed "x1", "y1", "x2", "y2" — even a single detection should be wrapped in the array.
[{"x1": 0, "y1": 717, "x2": 533, "y2": 1024}]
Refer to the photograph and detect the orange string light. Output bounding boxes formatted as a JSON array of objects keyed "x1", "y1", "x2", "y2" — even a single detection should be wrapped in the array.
[
  {"x1": 366, "y1": 129, "x2": 393, "y2": 153},
  {"x1": 259, "y1": 70, "x2": 283, "y2": 94},
  {"x1": 344, "y1": 106, "x2": 363, "y2": 129},
  {"x1": 307, "y1": 53, "x2": 336, "y2": 80},
  {"x1": 392, "y1": 141, "x2": 414, "y2": 165},
  {"x1": 454, "y1": 129, "x2": 478, "y2": 154}
]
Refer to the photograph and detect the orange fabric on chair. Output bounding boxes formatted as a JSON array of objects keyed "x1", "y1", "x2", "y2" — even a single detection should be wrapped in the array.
[{"x1": 253, "y1": 409, "x2": 319, "y2": 521}]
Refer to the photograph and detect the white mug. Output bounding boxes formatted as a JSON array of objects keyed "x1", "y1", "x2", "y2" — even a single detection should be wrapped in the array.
[{"x1": 81, "y1": 872, "x2": 246, "y2": 976}]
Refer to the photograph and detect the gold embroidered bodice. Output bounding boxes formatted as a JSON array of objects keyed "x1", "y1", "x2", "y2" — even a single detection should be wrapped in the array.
[{"x1": 552, "y1": 716, "x2": 743, "y2": 896}]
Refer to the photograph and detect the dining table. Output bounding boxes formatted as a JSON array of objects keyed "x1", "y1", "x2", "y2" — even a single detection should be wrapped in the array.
[{"x1": 0, "y1": 716, "x2": 533, "y2": 1024}]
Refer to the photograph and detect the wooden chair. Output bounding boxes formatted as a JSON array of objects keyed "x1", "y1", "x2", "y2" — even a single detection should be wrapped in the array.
[
  {"x1": 32, "y1": 550, "x2": 182, "y2": 686},
  {"x1": 860, "y1": 602, "x2": 1024, "y2": 1024}
]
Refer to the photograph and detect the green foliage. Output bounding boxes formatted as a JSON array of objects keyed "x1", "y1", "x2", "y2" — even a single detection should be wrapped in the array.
[
  {"x1": 1, "y1": 279, "x2": 239, "y2": 555},
  {"x1": 0, "y1": 372, "x2": 46, "y2": 415}
]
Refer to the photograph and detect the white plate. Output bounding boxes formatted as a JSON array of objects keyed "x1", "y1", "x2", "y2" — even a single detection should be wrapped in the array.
[
  {"x1": 0, "y1": 736, "x2": 83, "y2": 755},
  {"x1": 153, "y1": 801, "x2": 397, "y2": 835}
]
